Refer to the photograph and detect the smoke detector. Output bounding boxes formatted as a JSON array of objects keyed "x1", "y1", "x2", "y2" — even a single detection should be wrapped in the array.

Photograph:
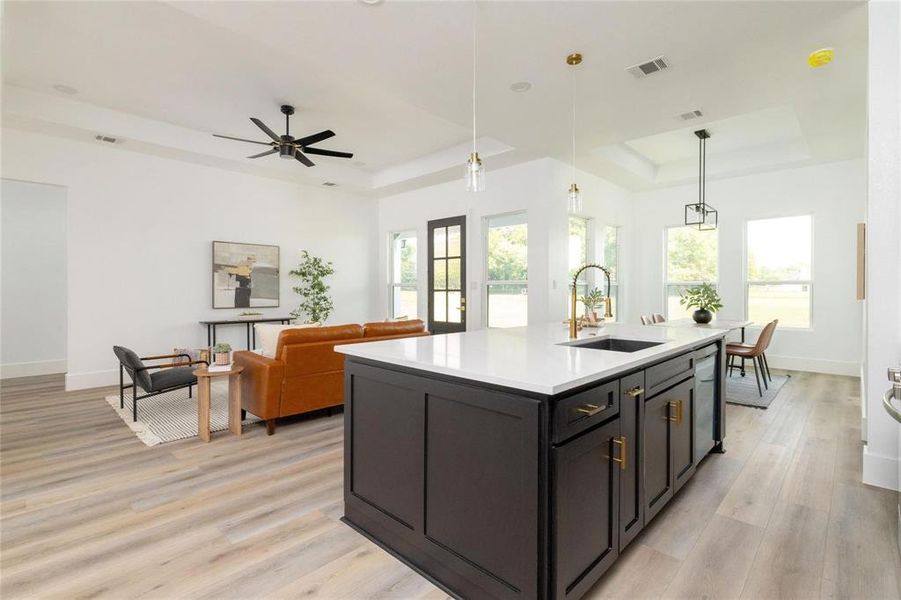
[
  {"x1": 94, "y1": 134, "x2": 119, "y2": 144},
  {"x1": 678, "y1": 109, "x2": 704, "y2": 121},
  {"x1": 625, "y1": 55, "x2": 670, "y2": 78}
]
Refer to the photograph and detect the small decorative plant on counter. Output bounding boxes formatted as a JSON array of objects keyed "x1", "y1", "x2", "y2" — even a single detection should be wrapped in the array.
[
  {"x1": 579, "y1": 288, "x2": 607, "y2": 322},
  {"x1": 290, "y1": 250, "x2": 335, "y2": 324},
  {"x1": 679, "y1": 283, "x2": 723, "y2": 324},
  {"x1": 211, "y1": 343, "x2": 232, "y2": 365}
]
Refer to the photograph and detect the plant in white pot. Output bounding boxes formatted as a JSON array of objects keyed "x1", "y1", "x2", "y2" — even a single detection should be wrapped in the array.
[
  {"x1": 211, "y1": 343, "x2": 232, "y2": 366},
  {"x1": 290, "y1": 250, "x2": 335, "y2": 323},
  {"x1": 579, "y1": 288, "x2": 606, "y2": 322},
  {"x1": 679, "y1": 283, "x2": 723, "y2": 324}
]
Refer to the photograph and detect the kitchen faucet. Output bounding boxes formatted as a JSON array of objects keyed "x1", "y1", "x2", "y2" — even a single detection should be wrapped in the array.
[{"x1": 570, "y1": 264, "x2": 613, "y2": 339}]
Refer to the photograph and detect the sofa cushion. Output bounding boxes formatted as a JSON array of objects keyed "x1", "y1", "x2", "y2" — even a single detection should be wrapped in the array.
[
  {"x1": 363, "y1": 319, "x2": 426, "y2": 338},
  {"x1": 150, "y1": 367, "x2": 197, "y2": 392},
  {"x1": 255, "y1": 322, "x2": 320, "y2": 358}
]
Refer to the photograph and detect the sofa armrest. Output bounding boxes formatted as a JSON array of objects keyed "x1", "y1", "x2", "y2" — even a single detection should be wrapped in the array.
[{"x1": 233, "y1": 351, "x2": 285, "y2": 420}]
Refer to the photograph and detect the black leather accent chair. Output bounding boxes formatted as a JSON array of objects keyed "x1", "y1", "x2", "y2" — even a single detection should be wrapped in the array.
[{"x1": 113, "y1": 346, "x2": 208, "y2": 421}]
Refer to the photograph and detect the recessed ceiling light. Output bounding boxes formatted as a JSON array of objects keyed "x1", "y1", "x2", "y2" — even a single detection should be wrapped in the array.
[
  {"x1": 510, "y1": 81, "x2": 532, "y2": 93},
  {"x1": 358, "y1": 0, "x2": 383, "y2": 5},
  {"x1": 53, "y1": 84, "x2": 78, "y2": 95}
]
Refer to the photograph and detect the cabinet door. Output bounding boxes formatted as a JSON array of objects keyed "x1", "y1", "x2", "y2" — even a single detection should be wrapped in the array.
[
  {"x1": 618, "y1": 372, "x2": 644, "y2": 550},
  {"x1": 670, "y1": 379, "x2": 695, "y2": 493},
  {"x1": 554, "y1": 419, "x2": 620, "y2": 600},
  {"x1": 643, "y1": 391, "x2": 673, "y2": 523}
]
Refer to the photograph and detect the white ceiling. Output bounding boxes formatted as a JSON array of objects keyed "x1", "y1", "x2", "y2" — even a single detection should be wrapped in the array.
[{"x1": 1, "y1": 1, "x2": 868, "y2": 193}]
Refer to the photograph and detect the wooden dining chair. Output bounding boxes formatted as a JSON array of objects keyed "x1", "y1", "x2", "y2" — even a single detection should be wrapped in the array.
[{"x1": 726, "y1": 320, "x2": 778, "y2": 396}]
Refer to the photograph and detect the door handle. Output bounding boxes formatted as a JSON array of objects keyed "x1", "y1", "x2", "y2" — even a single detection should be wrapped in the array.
[
  {"x1": 575, "y1": 403, "x2": 602, "y2": 416},
  {"x1": 625, "y1": 386, "x2": 644, "y2": 398},
  {"x1": 612, "y1": 436, "x2": 627, "y2": 471},
  {"x1": 667, "y1": 399, "x2": 683, "y2": 424}
]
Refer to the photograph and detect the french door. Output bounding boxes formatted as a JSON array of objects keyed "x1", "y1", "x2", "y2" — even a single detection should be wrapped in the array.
[{"x1": 428, "y1": 216, "x2": 466, "y2": 334}]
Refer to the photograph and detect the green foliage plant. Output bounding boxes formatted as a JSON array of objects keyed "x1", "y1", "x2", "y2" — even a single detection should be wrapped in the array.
[
  {"x1": 290, "y1": 250, "x2": 335, "y2": 323},
  {"x1": 679, "y1": 283, "x2": 723, "y2": 312}
]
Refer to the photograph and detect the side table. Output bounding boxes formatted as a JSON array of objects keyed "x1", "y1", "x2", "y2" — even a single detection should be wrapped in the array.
[{"x1": 192, "y1": 365, "x2": 244, "y2": 442}]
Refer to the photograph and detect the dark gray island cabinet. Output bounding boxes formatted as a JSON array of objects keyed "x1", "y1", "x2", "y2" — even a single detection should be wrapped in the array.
[{"x1": 340, "y1": 331, "x2": 726, "y2": 600}]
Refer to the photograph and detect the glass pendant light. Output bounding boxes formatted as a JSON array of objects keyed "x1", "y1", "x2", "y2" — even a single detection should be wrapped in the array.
[
  {"x1": 464, "y1": 1, "x2": 485, "y2": 192},
  {"x1": 567, "y1": 52, "x2": 582, "y2": 213}
]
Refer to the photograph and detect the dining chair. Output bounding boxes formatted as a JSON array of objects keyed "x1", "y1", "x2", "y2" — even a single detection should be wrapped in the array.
[
  {"x1": 640, "y1": 315, "x2": 654, "y2": 325},
  {"x1": 726, "y1": 320, "x2": 778, "y2": 396},
  {"x1": 652, "y1": 313, "x2": 666, "y2": 323}
]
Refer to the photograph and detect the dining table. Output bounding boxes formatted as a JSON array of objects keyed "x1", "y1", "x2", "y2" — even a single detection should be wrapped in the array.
[{"x1": 653, "y1": 318, "x2": 754, "y2": 376}]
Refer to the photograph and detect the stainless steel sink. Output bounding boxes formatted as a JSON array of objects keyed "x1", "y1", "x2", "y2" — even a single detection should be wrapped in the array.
[{"x1": 560, "y1": 337, "x2": 663, "y2": 353}]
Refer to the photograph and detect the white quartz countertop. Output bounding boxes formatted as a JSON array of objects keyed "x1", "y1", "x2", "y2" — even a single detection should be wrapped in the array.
[{"x1": 335, "y1": 322, "x2": 727, "y2": 396}]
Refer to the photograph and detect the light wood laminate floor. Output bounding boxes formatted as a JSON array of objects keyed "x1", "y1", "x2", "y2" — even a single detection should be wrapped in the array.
[{"x1": 1, "y1": 371, "x2": 899, "y2": 599}]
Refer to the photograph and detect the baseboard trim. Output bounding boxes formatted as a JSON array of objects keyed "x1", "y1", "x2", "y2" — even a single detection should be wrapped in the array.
[
  {"x1": 1, "y1": 359, "x2": 66, "y2": 379},
  {"x1": 764, "y1": 354, "x2": 860, "y2": 377},
  {"x1": 863, "y1": 448, "x2": 900, "y2": 491},
  {"x1": 65, "y1": 369, "x2": 118, "y2": 391}
]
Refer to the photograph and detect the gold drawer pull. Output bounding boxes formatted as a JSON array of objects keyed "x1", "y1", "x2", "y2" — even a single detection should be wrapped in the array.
[
  {"x1": 667, "y1": 399, "x2": 684, "y2": 424},
  {"x1": 612, "y1": 436, "x2": 627, "y2": 471},
  {"x1": 625, "y1": 386, "x2": 644, "y2": 398},
  {"x1": 575, "y1": 403, "x2": 602, "y2": 416}
]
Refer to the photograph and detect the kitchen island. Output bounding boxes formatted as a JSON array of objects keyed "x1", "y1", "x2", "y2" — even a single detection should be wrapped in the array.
[{"x1": 336, "y1": 323, "x2": 728, "y2": 600}]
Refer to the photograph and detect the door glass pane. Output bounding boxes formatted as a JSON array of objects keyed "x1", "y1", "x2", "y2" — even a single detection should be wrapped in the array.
[
  {"x1": 433, "y1": 227, "x2": 447, "y2": 259},
  {"x1": 448, "y1": 291, "x2": 462, "y2": 323},
  {"x1": 447, "y1": 258, "x2": 461, "y2": 290},
  {"x1": 433, "y1": 291, "x2": 447, "y2": 322},
  {"x1": 433, "y1": 259, "x2": 447, "y2": 290},
  {"x1": 447, "y1": 225, "x2": 461, "y2": 257}
]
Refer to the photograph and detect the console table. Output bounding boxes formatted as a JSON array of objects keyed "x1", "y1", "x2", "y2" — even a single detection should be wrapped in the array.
[{"x1": 199, "y1": 317, "x2": 295, "y2": 350}]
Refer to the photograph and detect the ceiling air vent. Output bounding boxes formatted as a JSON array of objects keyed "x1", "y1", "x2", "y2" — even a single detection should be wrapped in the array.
[
  {"x1": 626, "y1": 55, "x2": 670, "y2": 78},
  {"x1": 679, "y1": 109, "x2": 704, "y2": 121},
  {"x1": 322, "y1": 182, "x2": 338, "y2": 187},
  {"x1": 94, "y1": 134, "x2": 119, "y2": 144}
]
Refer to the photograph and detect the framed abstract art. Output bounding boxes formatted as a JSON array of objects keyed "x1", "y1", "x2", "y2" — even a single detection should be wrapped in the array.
[{"x1": 212, "y1": 241, "x2": 280, "y2": 309}]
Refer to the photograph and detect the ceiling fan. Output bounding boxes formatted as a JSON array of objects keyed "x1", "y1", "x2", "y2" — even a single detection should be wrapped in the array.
[{"x1": 213, "y1": 105, "x2": 353, "y2": 167}]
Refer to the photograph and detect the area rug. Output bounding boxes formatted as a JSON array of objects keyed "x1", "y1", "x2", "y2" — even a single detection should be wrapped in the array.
[
  {"x1": 726, "y1": 371, "x2": 791, "y2": 409},
  {"x1": 105, "y1": 381, "x2": 261, "y2": 446}
]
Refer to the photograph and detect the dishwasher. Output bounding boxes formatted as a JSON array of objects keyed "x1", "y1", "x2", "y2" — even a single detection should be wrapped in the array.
[{"x1": 693, "y1": 345, "x2": 718, "y2": 464}]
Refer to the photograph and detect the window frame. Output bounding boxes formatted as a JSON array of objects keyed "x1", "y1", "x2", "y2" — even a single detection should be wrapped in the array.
[
  {"x1": 484, "y1": 211, "x2": 529, "y2": 328},
  {"x1": 663, "y1": 224, "x2": 720, "y2": 320},
  {"x1": 743, "y1": 214, "x2": 814, "y2": 331},
  {"x1": 387, "y1": 229, "x2": 418, "y2": 320},
  {"x1": 600, "y1": 224, "x2": 620, "y2": 322}
]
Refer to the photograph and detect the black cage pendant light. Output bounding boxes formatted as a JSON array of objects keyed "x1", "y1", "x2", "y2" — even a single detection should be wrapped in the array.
[{"x1": 684, "y1": 129, "x2": 717, "y2": 230}]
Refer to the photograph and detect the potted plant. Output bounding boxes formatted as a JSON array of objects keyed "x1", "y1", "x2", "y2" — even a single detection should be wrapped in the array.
[
  {"x1": 211, "y1": 343, "x2": 232, "y2": 366},
  {"x1": 290, "y1": 250, "x2": 335, "y2": 323},
  {"x1": 679, "y1": 283, "x2": 723, "y2": 324},
  {"x1": 579, "y1": 288, "x2": 606, "y2": 322}
]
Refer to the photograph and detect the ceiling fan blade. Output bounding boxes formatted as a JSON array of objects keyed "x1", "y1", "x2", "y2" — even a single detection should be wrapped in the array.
[
  {"x1": 247, "y1": 148, "x2": 279, "y2": 159},
  {"x1": 294, "y1": 150, "x2": 315, "y2": 167},
  {"x1": 213, "y1": 133, "x2": 272, "y2": 146},
  {"x1": 250, "y1": 117, "x2": 282, "y2": 142},
  {"x1": 294, "y1": 130, "x2": 335, "y2": 147},
  {"x1": 301, "y1": 147, "x2": 354, "y2": 159}
]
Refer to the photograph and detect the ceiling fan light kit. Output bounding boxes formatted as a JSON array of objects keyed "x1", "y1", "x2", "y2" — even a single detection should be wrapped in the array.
[
  {"x1": 684, "y1": 128, "x2": 718, "y2": 230},
  {"x1": 212, "y1": 104, "x2": 353, "y2": 168}
]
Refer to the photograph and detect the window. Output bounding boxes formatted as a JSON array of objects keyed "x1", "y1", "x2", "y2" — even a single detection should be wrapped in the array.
[
  {"x1": 389, "y1": 230, "x2": 417, "y2": 319},
  {"x1": 486, "y1": 213, "x2": 528, "y2": 328},
  {"x1": 665, "y1": 226, "x2": 718, "y2": 319},
  {"x1": 568, "y1": 216, "x2": 590, "y2": 317},
  {"x1": 601, "y1": 225, "x2": 619, "y2": 321},
  {"x1": 746, "y1": 215, "x2": 812, "y2": 328}
]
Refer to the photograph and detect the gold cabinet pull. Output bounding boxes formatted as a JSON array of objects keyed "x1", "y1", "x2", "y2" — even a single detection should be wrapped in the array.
[
  {"x1": 667, "y1": 399, "x2": 683, "y2": 424},
  {"x1": 625, "y1": 386, "x2": 644, "y2": 398},
  {"x1": 612, "y1": 436, "x2": 627, "y2": 471},
  {"x1": 575, "y1": 403, "x2": 602, "y2": 416}
]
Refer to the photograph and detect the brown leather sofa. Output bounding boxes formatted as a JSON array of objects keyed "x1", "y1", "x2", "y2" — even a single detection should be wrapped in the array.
[{"x1": 233, "y1": 320, "x2": 428, "y2": 434}]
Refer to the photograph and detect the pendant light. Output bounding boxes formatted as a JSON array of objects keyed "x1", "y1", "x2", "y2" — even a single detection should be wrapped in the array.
[
  {"x1": 566, "y1": 52, "x2": 582, "y2": 213},
  {"x1": 684, "y1": 129, "x2": 718, "y2": 230},
  {"x1": 464, "y1": 1, "x2": 485, "y2": 192}
]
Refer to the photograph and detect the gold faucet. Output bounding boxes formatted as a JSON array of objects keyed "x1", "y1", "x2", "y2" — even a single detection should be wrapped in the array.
[{"x1": 570, "y1": 264, "x2": 614, "y2": 339}]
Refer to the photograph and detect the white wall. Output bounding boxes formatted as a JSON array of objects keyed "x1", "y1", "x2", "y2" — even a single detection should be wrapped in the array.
[
  {"x1": 862, "y1": 0, "x2": 900, "y2": 492},
  {"x1": 376, "y1": 158, "x2": 633, "y2": 329},
  {"x1": 631, "y1": 159, "x2": 866, "y2": 376},
  {"x1": 1, "y1": 127, "x2": 379, "y2": 390},
  {"x1": 1, "y1": 179, "x2": 68, "y2": 377}
]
